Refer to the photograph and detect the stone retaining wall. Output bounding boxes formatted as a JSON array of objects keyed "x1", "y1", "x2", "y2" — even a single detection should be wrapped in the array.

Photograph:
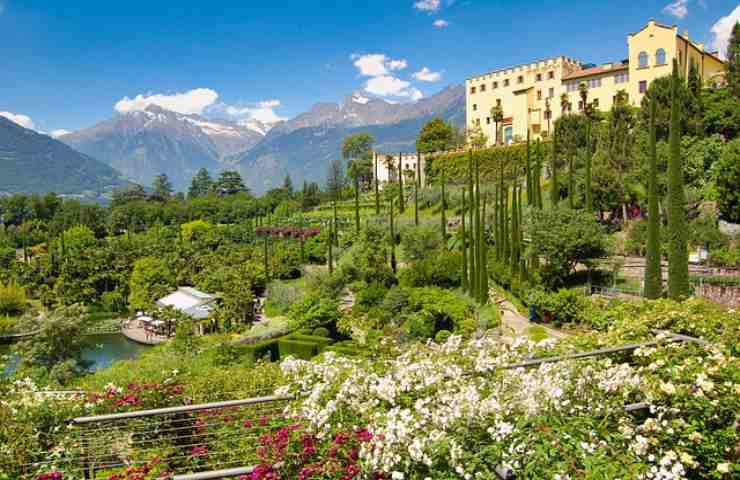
[{"x1": 695, "y1": 284, "x2": 740, "y2": 309}]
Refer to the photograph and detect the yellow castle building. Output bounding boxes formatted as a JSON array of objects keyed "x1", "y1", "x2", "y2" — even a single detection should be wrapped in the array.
[{"x1": 465, "y1": 20, "x2": 726, "y2": 145}]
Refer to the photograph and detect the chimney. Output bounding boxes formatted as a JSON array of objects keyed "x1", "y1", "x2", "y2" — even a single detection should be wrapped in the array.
[{"x1": 684, "y1": 29, "x2": 689, "y2": 39}]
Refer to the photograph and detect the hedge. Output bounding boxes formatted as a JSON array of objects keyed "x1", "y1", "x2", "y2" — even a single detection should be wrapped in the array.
[
  {"x1": 242, "y1": 339, "x2": 280, "y2": 362},
  {"x1": 278, "y1": 339, "x2": 322, "y2": 360},
  {"x1": 427, "y1": 141, "x2": 550, "y2": 184}
]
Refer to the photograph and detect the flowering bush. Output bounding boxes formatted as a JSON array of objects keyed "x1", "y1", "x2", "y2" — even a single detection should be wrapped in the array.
[{"x1": 275, "y1": 305, "x2": 739, "y2": 480}]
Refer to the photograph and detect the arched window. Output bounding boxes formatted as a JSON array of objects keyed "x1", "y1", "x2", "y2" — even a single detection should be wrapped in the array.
[
  {"x1": 656, "y1": 49, "x2": 666, "y2": 65},
  {"x1": 639, "y1": 51, "x2": 649, "y2": 68}
]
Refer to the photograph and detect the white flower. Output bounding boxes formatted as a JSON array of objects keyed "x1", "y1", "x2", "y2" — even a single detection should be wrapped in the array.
[
  {"x1": 660, "y1": 382, "x2": 676, "y2": 395},
  {"x1": 716, "y1": 463, "x2": 730, "y2": 474}
]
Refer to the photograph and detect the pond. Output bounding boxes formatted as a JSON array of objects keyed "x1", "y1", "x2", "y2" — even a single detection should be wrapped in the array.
[{"x1": 1, "y1": 333, "x2": 151, "y2": 377}]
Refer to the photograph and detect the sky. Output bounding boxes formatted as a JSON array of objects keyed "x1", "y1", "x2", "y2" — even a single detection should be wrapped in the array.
[{"x1": 1, "y1": 0, "x2": 739, "y2": 136}]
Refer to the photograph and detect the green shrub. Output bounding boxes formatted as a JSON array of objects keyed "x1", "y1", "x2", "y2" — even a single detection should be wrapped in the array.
[
  {"x1": 402, "y1": 312, "x2": 435, "y2": 339},
  {"x1": 623, "y1": 219, "x2": 648, "y2": 256},
  {"x1": 0, "y1": 246, "x2": 15, "y2": 269},
  {"x1": 708, "y1": 244, "x2": 740, "y2": 268},
  {"x1": 529, "y1": 288, "x2": 588, "y2": 327},
  {"x1": 286, "y1": 333, "x2": 333, "y2": 349},
  {"x1": 434, "y1": 329, "x2": 452, "y2": 343},
  {"x1": 398, "y1": 250, "x2": 461, "y2": 289},
  {"x1": 265, "y1": 280, "x2": 305, "y2": 316},
  {"x1": 527, "y1": 325, "x2": 549, "y2": 342},
  {"x1": 353, "y1": 282, "x2": 388, "y2": 311},
  {"x1": 312, "y1": 327, "x2": 330, "y2": 338},
  {"x1": 278, "y1": 339, "x2": 320, "y2": 360},
  {"x1": 288, "y1": 296, "x2": 341, "y2": 329},
  {"x1": 0, "y1": 281, "x2": 26, "y2": 316},
  {"x1": 243, "y1": 339, "x2": 280, "y2": 362},
  {"x1": 400, "y1": 224, "x2": 443, "y2": 262},
  {"x1": 381, "y1": 286, "x2": 411, "y2": 318}
]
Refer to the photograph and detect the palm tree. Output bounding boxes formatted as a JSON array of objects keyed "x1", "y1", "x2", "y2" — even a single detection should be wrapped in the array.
[
  {"x1": 490, "y1": 105, "x2": 504, "y2": 145},
  {"x1": 578, "y1": 82, "x2": 589, "y2": 113},
  {"x1": 560, "y1": 93, "x2": 571, "y2": 115},
  {"x1": 544, "y1": 98, "x2": 552, "y2": 136}
]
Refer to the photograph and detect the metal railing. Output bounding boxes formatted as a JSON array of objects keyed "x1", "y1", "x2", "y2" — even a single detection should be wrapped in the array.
[
  {"x1": 20, "y1": 331, "x2": 708, "y2": 480},
  {"x1": 18, "y1": 394, "x2": 293, "y2": 479}
]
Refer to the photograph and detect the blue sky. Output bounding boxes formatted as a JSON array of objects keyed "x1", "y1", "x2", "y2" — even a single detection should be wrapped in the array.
[{"x1": 1, "y1": 0, "x2": 739, "y2": 135}]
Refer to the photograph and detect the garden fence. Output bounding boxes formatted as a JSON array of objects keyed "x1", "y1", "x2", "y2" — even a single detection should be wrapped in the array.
[
  {"x1": 22, "y1": 331, "x2": 708, "y2": 480},
  {"x1": 19, "y1": 394, "x2": 292, "y2": 480}
]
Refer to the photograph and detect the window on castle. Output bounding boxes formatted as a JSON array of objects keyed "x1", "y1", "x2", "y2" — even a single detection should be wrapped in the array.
[
  {"x1": 656, "y1": 48, "x2": 667, "y2": 65},
  {"x1": 638, "y1": 51, "x2": 649, "y2": 68}
]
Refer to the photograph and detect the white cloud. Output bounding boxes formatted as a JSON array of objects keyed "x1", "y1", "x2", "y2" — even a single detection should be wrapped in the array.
[
  {"x1": 50, "y1": 129, "x2": 71, "y2": 138},
  {"x1": 258, "y1": 99, "x2": 281, "y2": 109},
  {"x1": 413, "y1": 67, "x2": 442, "y2": 82},
  {"x1": 433, "y1": 19, "x2": 449, "y2": 28},
  {"x1": 220, "y1": 100, "x2": 286, "y2": 124},
  {"x1": 709, "y1": 5, "x2": 740, "y2": 59},
  {"x1": 663, "y1": 0, "x2": 689, "y2": 19},
  {"x1": 114, "y1": 88, "x2": 219, "y2": 115},
  {"x1": 414, "y1": 0, "x2": 441, "y2": 13},
  {"x1": 0, "y1": 111, "x2": 35, "y2": 130},
  {"x1": 351, "y1": 53, "x2": 408, "y2": 77},
  {"x1": 364, "y1": 76, "x2": 423, "y2": 100},
  {"x1": 388, "y1": 59, "x2": 408, "y2": 71}
]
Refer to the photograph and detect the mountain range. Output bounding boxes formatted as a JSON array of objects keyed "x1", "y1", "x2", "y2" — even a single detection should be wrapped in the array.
[
  {"x1": 60, "y1": 105, "x2": 265, "y2": 191},
  {"x1": 1, "y1": 85, "x2": 465, "y2": 196},
  {"x1": 0, "y1": 116, "x2": 127, "y2": 197}
]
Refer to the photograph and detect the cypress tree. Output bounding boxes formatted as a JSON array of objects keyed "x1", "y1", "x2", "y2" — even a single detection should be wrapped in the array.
[
  {"x1": 499, "y1": 159, "x2": 506, "y2": 260},
  {"x1": 536, "y1": 140, "x2": 544, "y2": 209},
  {"x1": 526, "y1": 131, "x2": 533, "y2": 206},
  {"x1": 667, "y1": 59, "x2": 690, "y2": 299},
  {"x1": 389, "y1": 199, "x2": 397, "y2": 274},
  {"x1": 327, "y1": 222, "x2": 334, "y2": 275},
  {"x1": 354, "y1": 175, "x2": 361, "y2": 234},
  {"x1": 469, "y1": 151, "x2": 477, "y2": 296},
  {"x1": 503, "y1": 185, "x2": 510, "y2": 262},
  {"x1": 585, "y1": 119, "x2": 593, "y2": 212},
  {"x1": 398, "y1": 153, "x2": 405, "y2": 214},
  {"x1": 645, "y1": 94, "x2": 662, "y2": 299},
  {"x1": 415, "y1": 152, "x2": 421, "y2": 226},
  {"x1": 374, "y1": 152, "x2": 380, "y2": 215},
  {"x1": 462, "y1": 188, "x2": 469, "y2": 293},
  {"x1": 480, "y1": 192, "x2": 489, "y2": 304},
  {"x1": 264, "y1": 234, "x2": 271, "y2": 281},
  {"x1": 474, "y1": 151, "x2": 482, "y2": 302},
  {"x1": 493, "y1": 184, "x2": 500, "y2": 260},
  {"x1": 568, "y1": 152, "x2": 575, "y2": 209},
  {"x1": 332, "y1": 196, "x2": 339, "y2": 247},
  {"x1": 550, "y1": 134, "x2": 559, "y2": 207},
  {"x1": 440, "y1": 170, "x2": 447, "y2": 240},
  {"x1": 511, "y1": 177, "x2": 520, "y2": 276}
]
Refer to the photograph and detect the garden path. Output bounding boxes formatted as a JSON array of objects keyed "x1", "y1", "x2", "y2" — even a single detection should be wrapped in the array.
[{"x1": 494, "y1": 297, "x2": 570, "y2": 341}]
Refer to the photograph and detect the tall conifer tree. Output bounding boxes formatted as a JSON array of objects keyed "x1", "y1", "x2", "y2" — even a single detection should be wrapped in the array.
[
  {"x1": 667, "y1": 59, "x2": 690, "y2": 299},
  {"x1": 645, "y1": 95, "x2": 662, "y2": 299}
]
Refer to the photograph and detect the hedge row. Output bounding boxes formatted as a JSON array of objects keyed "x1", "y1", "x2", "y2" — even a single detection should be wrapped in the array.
[{"x1": 427, "y1": 141, "x2": 550, "y2": 184}]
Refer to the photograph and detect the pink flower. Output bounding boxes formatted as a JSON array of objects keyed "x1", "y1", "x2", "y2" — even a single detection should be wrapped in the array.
[{"x1": 191, "y1": 445, "x2": 208, "y2": 457}]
